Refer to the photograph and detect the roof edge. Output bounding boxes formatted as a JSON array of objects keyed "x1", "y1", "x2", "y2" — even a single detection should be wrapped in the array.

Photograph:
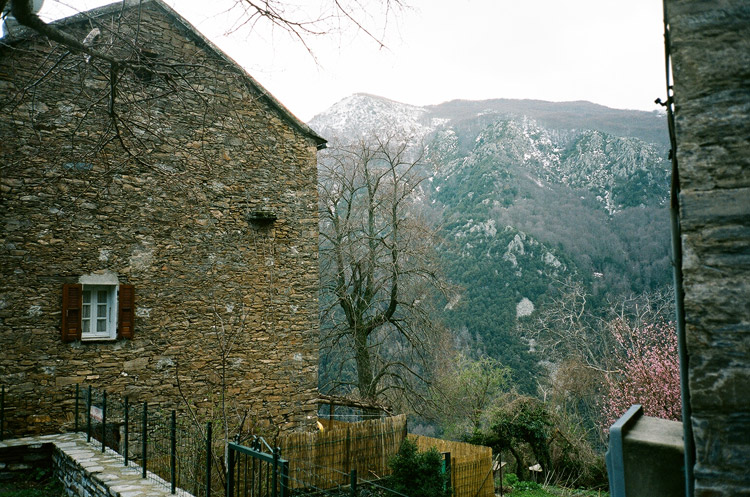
[
  {"x1": 149, "y1": 1, "x2": 327, "y2": 149},
  {"x1": 2, "y1": 0, "x2": 327, "y2": 149}
]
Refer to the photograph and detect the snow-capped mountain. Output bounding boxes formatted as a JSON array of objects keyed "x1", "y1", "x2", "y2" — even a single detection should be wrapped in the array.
[
  {"x1": 310, "y1": 93, "x2": 433, "y2": 142},
  {"x1": 311, "y1": 93, "x2": 669, "y2": 214}
]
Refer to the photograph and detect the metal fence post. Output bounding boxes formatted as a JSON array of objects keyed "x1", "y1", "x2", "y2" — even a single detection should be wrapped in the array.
[
  {"x1": 74, "y1": 384, "x2": 79, "y2": 433},
  {"x1": 123, "y1": 396, "x2": 129, "y2": 466},
  {"x1": 350, "y1": 469, "x2": 357, "y2": 497},
  {"x1": 205, "y1": 422, "x2": 212, "y2": 497},
  {"x1": 141, "y1": 401, "x2": 147, "y2": 479},
  {"x1": 499, "y1": 455, "x2": 504, "y2": 497},
  {"x1": 227, "y1": 444, "x2": 235, "y2": 497},
  {"x1": 86, "y1": 385, "x2": 92, "y2": 442},
  {"x1": 443, "y1": 452, "x2": 452, "y2": 493},
  {"x1": 170, "y1": 410, "x2": 176, "y2": 494},
  {"x1": 101, "y1": 390, "x2": 107, "y2": 453},
  {"x1": 280, "y1": 459, "x2": 289, "y2": 497},
  {"x1": 272, "y1": 447, "x2": 280, "y2": 497}
]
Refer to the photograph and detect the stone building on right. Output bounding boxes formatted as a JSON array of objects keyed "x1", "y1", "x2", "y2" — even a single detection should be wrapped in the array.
[{"x1": 665, "y1": 1, "x2": 750, "y2": 496}]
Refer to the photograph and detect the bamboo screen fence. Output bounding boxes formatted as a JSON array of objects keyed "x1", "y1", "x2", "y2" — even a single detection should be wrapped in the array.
[
  {"x1": 409, "y1": 434, "x2": 495, "y2": 497},
  {"x1": 275, "y1": 416, "x2": 493, "y2": 497},
  {"x1": 278, "y1": 415, "x2": 407, "y2": 490}
]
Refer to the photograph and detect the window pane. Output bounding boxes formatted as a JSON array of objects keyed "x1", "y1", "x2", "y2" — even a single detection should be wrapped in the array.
[
  {"x1": 82, "y1": 305, "x2": 90, "y2": 319},
  {"x1": 97, "y1": 319, "x2": 106, "y2": 332},
  {"x1": 82, "y1": 320, "x2": 90, "y2": 333},
  {"x1": 98, "y1": 290, "x2": 108, "y2": 302},
  {"x1": 98, "y1": 304, "x2": 107, "y2": 316},
  {"x1": 83, "y1": 291, "x2": 91, "y2": 303}
]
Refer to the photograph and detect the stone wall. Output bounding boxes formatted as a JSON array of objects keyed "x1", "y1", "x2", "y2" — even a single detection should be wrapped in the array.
[
  {"x1": 0, "y1": 442, "x2": 53, "y2": 478},
  {"x1": 1, "y1": 433, "x2": 193, "y2": 497},
  {"x1": 0, "y1": 1, "x2": 322, "y2": 435},
  {"x1": 665, "y1": 1, "x2": 750, "y2": 495}
]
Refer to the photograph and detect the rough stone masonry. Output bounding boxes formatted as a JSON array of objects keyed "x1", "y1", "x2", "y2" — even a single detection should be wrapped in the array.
[
  {"x1": 666, "y1": 0, "x2": 750, "y2": 495},
  {"x1": 0, "y1": 0, "x2": 325, "y2": 435}
]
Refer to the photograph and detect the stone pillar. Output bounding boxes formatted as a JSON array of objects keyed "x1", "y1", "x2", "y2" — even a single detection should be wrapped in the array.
[{"x1": 665, "y1": 1, "x2": 750, "y2": 495}]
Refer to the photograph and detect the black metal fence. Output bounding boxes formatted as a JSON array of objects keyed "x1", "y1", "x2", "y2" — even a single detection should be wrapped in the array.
[
  {"x1": 73, "y1": 385, "x2": 219, "y2": 496},
  {"x1": 227, "y1": 437, "x2": 289, "y2": 497},
  {"x1": 0, "y1": 385, "x2": 424, "y2": 497}
]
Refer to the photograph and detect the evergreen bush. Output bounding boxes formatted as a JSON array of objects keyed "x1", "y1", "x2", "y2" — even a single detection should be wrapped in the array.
[{"x1": 388, "y1": 438, "x2": 451, "y2": 497}]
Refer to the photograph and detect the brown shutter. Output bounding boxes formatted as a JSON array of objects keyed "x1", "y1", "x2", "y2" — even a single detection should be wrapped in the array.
[
  {"x1": 61, "y1": 283, "x2": 82, "y2": 342},
  {"x1": 118, "y1": 284, "x2": 135, "y2": 339}
]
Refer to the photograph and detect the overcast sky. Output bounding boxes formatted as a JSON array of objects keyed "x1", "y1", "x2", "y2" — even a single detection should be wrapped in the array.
[{"x1": 39, "y1": 0, "x2": 667, "y2": 122}]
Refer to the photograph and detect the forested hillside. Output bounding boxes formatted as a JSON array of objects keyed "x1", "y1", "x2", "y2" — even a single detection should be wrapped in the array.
[{"x1": 311, "y1": 94, "x2": 672, "y2": 394}]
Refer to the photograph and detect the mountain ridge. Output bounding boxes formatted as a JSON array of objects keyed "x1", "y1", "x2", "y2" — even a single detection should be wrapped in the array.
[{"x1": 311, "y1": 93, "x2": 669, "y2": 146}]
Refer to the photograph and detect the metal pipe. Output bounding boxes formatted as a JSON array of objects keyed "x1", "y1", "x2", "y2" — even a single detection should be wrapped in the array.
[
  {"x1": 74, "y1": 384, "x2": 79, "y2": 433},
  {"x1": 227, "y1": 443, "x2": 235, "y2": 497},
  {"x1": 1, "y1": 385, "x2": 5, "y2": 441},
  {"x1": 205, "y1": 422, "x2": 212, "y2": 497},
  {"x1": 171, "y1": 410, "x2": 176, "y2": 494},
  {"x1": 124, "y1": 396, "x2": 129, "y2": 466},
  {"x1": 142, "y1": 401, "x2": 147, "y2": 479},
  {"x1": 87, "y1": 385, "x2": 92, "y2": 442},
  {"x1": 102, "y1": 390, "x2": 107, "y2": 453},
  {"x1": 661, "y1": 2, "x2": 694, "y2": 496}
]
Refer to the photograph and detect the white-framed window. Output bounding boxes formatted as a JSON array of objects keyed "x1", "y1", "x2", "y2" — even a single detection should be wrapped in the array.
[
  {"x1": 61, "y1": 271, "x2": 134, "y2": 343},
  {"x1": 81, "y1": 284, "x2": 117, "y2": 340}
]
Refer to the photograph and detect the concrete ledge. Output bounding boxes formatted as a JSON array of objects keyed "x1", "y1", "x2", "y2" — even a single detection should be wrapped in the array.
[
  {"x1": 607, "y1": 406, "x2": 686, "y2": 497},
  {"x1": 0, "y1": 433, "x2": 193, "y2": 497}
]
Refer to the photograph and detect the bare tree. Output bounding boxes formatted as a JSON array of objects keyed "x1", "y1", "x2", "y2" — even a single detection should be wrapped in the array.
[
  {"x1": 521, "y1": 279, "x2": 675, "y2": 445},
  {"x1": 432, "y1": 353, "x2": 511, "y2": 436},
  {"x1": 1, "y1": 0, "x2": 406, "y2": 59},
  {"x1": 318, "y1": 134, "x2": 450, "y2": 415},
  {"x1": 521, "y1": 279, "x2": 674, "y2": 374},
  {"x1": 520, "y1": 278, "x2": 607, "y2": 373}
]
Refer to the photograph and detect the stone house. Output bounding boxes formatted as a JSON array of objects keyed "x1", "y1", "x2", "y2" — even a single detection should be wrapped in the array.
[{"x1": 0, "y1": 0, "x2": 326, "y2": 435}]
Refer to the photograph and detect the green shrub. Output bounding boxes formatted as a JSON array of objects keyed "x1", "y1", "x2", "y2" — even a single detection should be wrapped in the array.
[
  {"x1": 503, "y1": 472, "x2": 542, "y2": 492},
  {"x1": 388, "y1": 439, "x2": 450, "y2": 497},
  {"x1": 504, "y1": 472, "x2": 520, "y2": 487}
]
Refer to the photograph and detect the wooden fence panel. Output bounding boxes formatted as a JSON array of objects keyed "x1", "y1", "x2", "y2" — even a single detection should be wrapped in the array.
[
  {"x1": 278, "y1": 415, "x2": 407, "y2": 490},
  {"x1": 452, "y1": 458, "x2": 495, "y2": 497},
  {"x1": 409, "y1": 434, "x2": 494, "y2": 497}
]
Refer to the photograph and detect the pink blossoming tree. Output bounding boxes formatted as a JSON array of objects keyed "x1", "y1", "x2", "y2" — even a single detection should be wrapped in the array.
[{"x1": 601, "y1": 319, "x2": 682, "y2": 430}]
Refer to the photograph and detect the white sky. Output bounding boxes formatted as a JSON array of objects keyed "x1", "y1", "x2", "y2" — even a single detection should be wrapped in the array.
[{"x1": 37, "y1": 0, "x2": 667, "y2": 122}]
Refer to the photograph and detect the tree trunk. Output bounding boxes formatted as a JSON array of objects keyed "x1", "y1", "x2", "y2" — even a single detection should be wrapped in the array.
[
  {"x1": 508, "y1": 446, "x2": 525, "y2": 481},
  {"x1": 353, "y1": 328, "x2": 380, "y2": 417}
]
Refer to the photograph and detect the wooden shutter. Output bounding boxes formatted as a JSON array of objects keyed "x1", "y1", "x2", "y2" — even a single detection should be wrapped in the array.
[
  {"x1": 118, "y1": 284, "x2": 135, "y2": 339},
  {"x1": 61, "y1": 283, "x2": 82, "y2": 342}
]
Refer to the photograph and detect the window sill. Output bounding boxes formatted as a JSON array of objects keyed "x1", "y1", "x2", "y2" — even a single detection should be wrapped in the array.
[{"x1": 80, "y1": 336, "x2": 117, "y2": 342}]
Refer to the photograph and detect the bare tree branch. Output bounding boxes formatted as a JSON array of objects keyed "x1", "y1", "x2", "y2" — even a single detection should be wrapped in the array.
[{"x1": 318, "y1": 133, "x2": 451, "y2": 415}]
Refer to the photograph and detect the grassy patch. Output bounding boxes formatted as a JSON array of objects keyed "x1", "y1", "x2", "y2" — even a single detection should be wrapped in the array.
[
  {"x1": 501, "y1": 473, "x2": 609, "y2": 497},
  {"x1": 508, "y1": 486, "x2": 609, "y2": 497}
]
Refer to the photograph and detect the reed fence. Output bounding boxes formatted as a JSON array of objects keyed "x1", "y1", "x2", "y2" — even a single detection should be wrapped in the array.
[
  {"x1": 409, "y1": 434, "x2": 494, "y2": 497},
  {"x1": 279, "y1": 414, "x2": 407, "y2": 491}
]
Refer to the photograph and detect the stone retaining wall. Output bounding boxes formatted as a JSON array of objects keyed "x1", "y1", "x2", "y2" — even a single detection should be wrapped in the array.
[{"x1": 1, "y1": 433, "x2": 193, "y2": 497}]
